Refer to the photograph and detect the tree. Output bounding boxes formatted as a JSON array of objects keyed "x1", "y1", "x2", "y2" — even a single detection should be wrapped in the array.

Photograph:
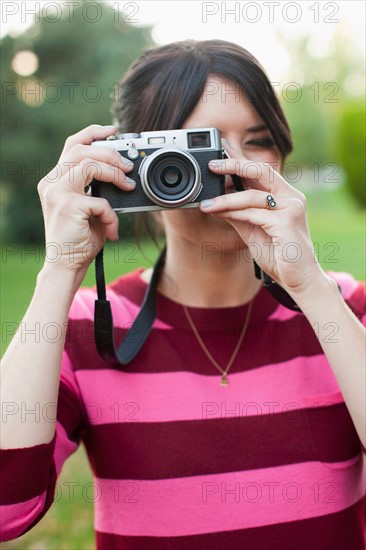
[{"x1": 1, "y1": 0, "x2": 154, "y2": 242}]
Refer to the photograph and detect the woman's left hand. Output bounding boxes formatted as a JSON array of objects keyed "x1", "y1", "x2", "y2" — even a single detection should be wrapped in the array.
[{"x1": 201, "y1": 146, "x2": 327, "y2": 298}]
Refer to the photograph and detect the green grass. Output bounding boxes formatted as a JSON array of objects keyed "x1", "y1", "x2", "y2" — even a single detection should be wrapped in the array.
[
  {"x1": 304, "y1": 186, "x2": 365, "y2": 280},
  {"x1": 0, "y1": 185, "x2": 364, "y2": 549}
]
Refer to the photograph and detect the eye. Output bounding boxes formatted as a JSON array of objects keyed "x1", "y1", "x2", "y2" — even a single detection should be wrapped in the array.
[{"x1": 246, "y1": 138, "x2": 275, "y2": 148}]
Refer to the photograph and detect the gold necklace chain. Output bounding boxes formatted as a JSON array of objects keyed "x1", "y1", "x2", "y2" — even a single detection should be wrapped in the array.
[{"x1": 183, "y1": 299, "x2": 253, "y2": 386}]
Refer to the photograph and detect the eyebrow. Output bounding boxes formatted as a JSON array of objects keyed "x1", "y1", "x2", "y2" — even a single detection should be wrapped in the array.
[{"x1": 246, "y1": 124, "x2": 269, "y2": 133}]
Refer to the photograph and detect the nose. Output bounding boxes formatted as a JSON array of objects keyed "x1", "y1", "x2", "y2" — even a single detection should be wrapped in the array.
[{"x1": 222, "y1": 138, "x2": 243, "y2": 157}]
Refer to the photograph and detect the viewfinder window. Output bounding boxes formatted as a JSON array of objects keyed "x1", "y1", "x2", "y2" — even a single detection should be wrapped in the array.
[{"x1": 188, "y1": 132, "x2": 211, "y2": 148}]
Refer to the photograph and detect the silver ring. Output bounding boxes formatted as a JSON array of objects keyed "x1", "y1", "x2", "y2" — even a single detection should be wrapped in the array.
[{"x1": 266, "y1": 194, "x2": 276, "y2": 209}]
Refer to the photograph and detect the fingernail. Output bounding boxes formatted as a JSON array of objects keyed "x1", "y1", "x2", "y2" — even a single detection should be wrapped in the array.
[
  {"x1": 123, "y1": 159, "x2": 134, "y2": 168},
  {"x1": 126, "y1": 177, "x2": 136, "y2": 187},
  {"x1": 201, "y1": 199, "x2": 214, "y2": 208},
  {"x1": 209, "y1": 160, "x2": 225, "y2": 167}
]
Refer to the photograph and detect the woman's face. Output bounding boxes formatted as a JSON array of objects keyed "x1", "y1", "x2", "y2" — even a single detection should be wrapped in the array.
[{"x1": 158, "y1": 74, "x2": 281, "y2": 247}]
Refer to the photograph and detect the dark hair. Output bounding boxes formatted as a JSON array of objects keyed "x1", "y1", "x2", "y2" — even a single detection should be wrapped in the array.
[
  {"x1": 114, "y1": 39, "x2": 292, "y2": 157},
  {"x1": 113, "y1": 39, "x2": 293, "y2": 248}
]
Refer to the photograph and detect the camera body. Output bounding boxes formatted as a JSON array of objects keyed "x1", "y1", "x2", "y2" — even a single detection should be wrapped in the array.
[{"x1": 90, "y1": 128, "x2": 225, "y2": 212}]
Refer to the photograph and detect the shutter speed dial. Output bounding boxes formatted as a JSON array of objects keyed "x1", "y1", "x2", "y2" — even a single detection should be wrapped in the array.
[{"x1": 127, "y1": 145, "x2": 139, "y2": 160}]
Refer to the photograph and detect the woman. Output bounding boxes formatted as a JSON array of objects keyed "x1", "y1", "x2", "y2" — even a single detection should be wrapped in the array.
[{"x1": 1, "y1": 40, "x2": 365, "y2": 549}]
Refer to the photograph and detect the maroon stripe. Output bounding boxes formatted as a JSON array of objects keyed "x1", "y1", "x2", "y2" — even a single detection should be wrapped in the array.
[
  {"x1": 83, "y1": 404, "x2": 361, "y2": 480},
  {"x1": 0, "y1": 434, "x2": 56, "y2": 505},
  {"x1": 57, "y1": 381, "x2": 86, "y2": 443},
  {"x1": 95, "y1": 495, "x2": 365, "y2": 550},
  {"x1": 17, "y1": 461, "x2": 58, "y2": 537},
  {"x1": 303, "y1": 401, "x2": 363, "y2": 463},
  {"x1": 66, "y1": 315, "x2": 323, "y2": 374}
]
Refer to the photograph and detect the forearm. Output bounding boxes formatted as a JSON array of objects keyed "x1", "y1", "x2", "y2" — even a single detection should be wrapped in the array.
[
  {"x1": 294, "y1": 274, "x2": 366, "y2": 449},
  {"x1": 0, "y1": 267, "x2": 82, "y2": 449}
]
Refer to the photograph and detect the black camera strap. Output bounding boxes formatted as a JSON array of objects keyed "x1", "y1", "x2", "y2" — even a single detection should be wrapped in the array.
[{"x1": 94, "y1": 244, "x2": 166, "y2": 364}]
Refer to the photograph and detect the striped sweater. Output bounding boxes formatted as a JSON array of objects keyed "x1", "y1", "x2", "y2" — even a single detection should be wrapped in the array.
[{"x1": 1, "y1": 268, "x2": 365, "y2": 549}]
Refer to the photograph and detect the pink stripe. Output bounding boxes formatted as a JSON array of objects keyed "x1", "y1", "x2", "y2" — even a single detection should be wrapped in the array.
[
  {"x1": 69, "y1": 288, "x2": 95, "y2": 320},
  {"x1": 94, "y1": 458, "x2": 366, "y2": 537},
  {"x1": 267, "y1": 305, "x2": 300, "y2": 322},
  {"x1": 68, "y1": 271, "x2": 360, "y2": 323},
  {"x1": 76, "y1": 355, "x2": 343, "y2": 424},
  {"x1": 0, "y1": 491, "x2": 47, "y2": 541},
  {"x1": 54, "y1": 420, "x2": 78, "y2": 476}
]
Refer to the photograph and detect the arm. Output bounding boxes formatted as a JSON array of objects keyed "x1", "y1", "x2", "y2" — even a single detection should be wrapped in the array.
[
  {"x1": 0, "y1": 268, "x2": 81, "y2": 448},
  {"x1": 0, "y1": 124, "x2": 136, "y2": 541},
  {"x1": 1, "y1": 123, "x2": 134, "y2": 449}
]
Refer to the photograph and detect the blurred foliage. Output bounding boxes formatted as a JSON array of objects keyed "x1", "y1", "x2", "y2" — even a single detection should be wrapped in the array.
[
  {"x1": 279, "y1": 30, "x2": 365, "y2": 206},
  {"x1": 1, "y1": 0, "x2": 153, "y2": 243},
  {"x1": 334, "y1": 101, "x2": 366, "y2": 205}
]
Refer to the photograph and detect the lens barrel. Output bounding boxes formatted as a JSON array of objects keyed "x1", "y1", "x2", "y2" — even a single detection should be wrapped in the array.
[{"x1": 139, "y1": 148, "x2": 202, "y2": 207}]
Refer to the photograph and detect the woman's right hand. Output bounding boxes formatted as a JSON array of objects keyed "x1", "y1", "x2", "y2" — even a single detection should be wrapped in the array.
[{"x1": 37, "y1": 124, "x2": 135, "y2": 280}]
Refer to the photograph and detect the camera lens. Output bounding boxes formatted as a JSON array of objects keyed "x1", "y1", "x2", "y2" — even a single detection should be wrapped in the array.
[
  {"x1": 139, "y1": 149, "x2": 202, "y2": 207},
  {"x1": 150, "y1": 154, "x2": 191, "y2": 199},
  {"x1": 161, "y1": 166, "x2": 182, "y2": 186}
]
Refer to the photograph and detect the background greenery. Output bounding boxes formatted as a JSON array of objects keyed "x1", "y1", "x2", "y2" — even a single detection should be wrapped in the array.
[{"x1": 1, "y1": 0, "x2": 365, "y2": 548}]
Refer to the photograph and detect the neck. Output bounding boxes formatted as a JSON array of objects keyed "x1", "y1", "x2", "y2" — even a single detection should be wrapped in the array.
[{"x1": 154, "y1": 236, "x2": 262, "y2": 308}]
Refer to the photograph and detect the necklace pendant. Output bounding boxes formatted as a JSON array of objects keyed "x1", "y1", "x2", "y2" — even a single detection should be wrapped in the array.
[{"x1": 220, "y1": 375, "x2": 229, "y2": 386}]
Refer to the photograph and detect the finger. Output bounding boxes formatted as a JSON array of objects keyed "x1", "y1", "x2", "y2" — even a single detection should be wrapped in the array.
[
  {"x1": 59, "y1": 159, "x2": 136, "y2": 193},
  {"x1": 208, "y1": 157, "x2": 286, "y2": 193},
  {"x1": 60, "y1": 124, "x2": 118, "y2": 157},
  {"x1": 200, "y1": 189, "x2": 287, "y2": 212},
  {"x1": 57, "y1": 144, "x2": 134, "y2": 178},
  {"x1": 211, "y1": 207, "x2": 278, "y2": 228},
  {"x1": 83, "y1": 196, "x2": 119, "y2": 241}
]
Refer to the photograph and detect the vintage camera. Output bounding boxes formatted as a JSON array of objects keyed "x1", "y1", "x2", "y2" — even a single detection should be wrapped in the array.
[{"x1": 90, "y1": 128, "x2": 225, "y2": 212}]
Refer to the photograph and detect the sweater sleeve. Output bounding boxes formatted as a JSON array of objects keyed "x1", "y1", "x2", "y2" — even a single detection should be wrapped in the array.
[{"x1": 0, "y1": 349, "x2": 86, "y2": 542}]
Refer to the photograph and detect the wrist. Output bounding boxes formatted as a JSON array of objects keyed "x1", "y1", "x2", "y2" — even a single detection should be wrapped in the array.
[
  {"x1": 37, "y1": 263, "x2": 86, "y2": 299},
  {"x1": 290, "y1": 271, "x2": 340, "y2": 314}
]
